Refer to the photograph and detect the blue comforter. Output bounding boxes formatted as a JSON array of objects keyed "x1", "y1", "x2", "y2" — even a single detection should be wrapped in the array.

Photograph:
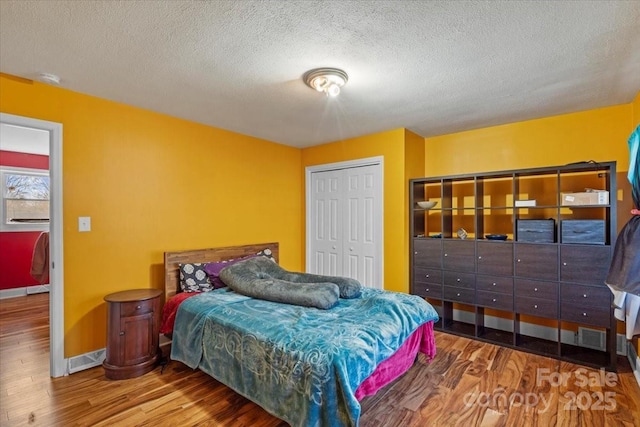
[{"x1": 171, "y1": 287, "x2": 439, "y2": 427}]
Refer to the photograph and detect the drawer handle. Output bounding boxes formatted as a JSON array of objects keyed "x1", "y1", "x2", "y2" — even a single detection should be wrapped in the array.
[
  {"x1": 478, "y1": 256, "x2": 482, "y2": 260},
  {"x1": 517, "y1": 259, "x2": 521, "y2": 263},
  {"x1": 136, "y1": 305, "x2": 142, "y2": 310},
  {"x1": 456, "y1": 278, "x2": 461, "y2": 282},
  {"x1": 583, "y1": 294, "x2": 587, "y2": 298},
  {"x1": 492, "y1": 298, "x2": 497, "y2": 302},
  {"x1": 563, "y1": 262, "x2": 567, "y2": 266},
  {"x1": 444, "y1": 254, "x2": 448, "y2": 257},
  {"x1": 426, "y1": 288, "x2": 430, "y2": 292},
  {"x1": 414, "y1": 251, "x2": 418, "y2": 255},
  {"x1": 534, "y1": 288, "x2": 538, "y2": 292},
  {"x1": 119, "y1": 331, "x2": 125, "y2": 336},
  {"x1": 583, "y1": 312, "x2": 588, "y2": 317},
  {"x1": 425, "y1": 274, "x2": 430, "y2": 278},
  {"x1": 492, "y1": 282, "x2": 497, "y2": 286},
  {"x1": 534, "y1": 304, "x2": 538, "y2": 309},
  {"x1": 457, "y1": 293, "x2": 461, "y2": 297}
]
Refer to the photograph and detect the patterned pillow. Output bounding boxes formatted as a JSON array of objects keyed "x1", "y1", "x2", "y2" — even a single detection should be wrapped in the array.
[
  {"x1": 257, "y1": 248, "x2": 276, "y2": 262},
  {"x1": 179, "y1": 263, "x2": 213, "y2": 292}
]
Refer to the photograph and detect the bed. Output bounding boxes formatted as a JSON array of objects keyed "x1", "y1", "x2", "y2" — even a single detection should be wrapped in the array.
[{"x1": 163, "y1": 242, "x2": 439, "y2": 427}]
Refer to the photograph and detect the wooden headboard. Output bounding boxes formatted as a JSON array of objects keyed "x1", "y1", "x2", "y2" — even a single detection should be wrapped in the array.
[{"x1": 163, "y1": 242, "x2": 279, "y2": 302}]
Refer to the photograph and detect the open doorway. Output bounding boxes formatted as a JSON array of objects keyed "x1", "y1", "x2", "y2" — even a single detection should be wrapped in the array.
[{"x1": 0, "y1": 113, "x2": 65, "y2": 377}]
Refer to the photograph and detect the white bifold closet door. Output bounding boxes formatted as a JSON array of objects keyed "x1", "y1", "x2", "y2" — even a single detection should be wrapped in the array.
[{"x1": 309, "y1": 163, "x2": 382, "y2": 289}]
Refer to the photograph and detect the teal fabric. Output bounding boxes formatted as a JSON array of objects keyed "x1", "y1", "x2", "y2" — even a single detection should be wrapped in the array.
[
  {"x1": 171, "y1": 287, "x2": 439, "y2": 427},
  {"x1": 628, "y1": 125, "x2": 639, "y2": 208}
]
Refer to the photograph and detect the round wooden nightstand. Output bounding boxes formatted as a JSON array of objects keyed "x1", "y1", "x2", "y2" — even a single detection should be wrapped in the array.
[{"x1": 102, "y1": 289, "x2": 162, "y2": 380}]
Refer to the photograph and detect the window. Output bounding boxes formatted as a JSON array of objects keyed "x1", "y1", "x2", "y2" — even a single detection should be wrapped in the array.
[{"x1": 1, "y1": 166, "x2": 50, "y2": 232}]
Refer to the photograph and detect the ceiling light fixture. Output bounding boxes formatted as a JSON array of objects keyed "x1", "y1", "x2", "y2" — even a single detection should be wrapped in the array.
[{"x1": 304, "y1": 68, "x2": 348, "y2": 97}]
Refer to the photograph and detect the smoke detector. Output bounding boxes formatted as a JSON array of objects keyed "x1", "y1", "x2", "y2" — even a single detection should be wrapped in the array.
[{"x1": 38, "y1": 73, "x2": 61, "y2": 85}]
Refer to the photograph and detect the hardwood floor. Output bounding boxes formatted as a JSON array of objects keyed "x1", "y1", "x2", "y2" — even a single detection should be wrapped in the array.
[{"x1": 1, "y1": 293, "x2": 639, "y2": 426}]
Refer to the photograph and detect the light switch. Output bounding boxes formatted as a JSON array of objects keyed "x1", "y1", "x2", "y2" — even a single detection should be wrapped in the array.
[{"x1": 78, "y1": 216, "x2": 91, "y2": 232}]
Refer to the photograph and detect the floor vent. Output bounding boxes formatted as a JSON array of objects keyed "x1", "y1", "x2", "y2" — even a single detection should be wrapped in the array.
[
  {"x1": 577, "y1": 327, "x2": 606, "y2": 351},
  {"x1": 617, "y1": 334, "x2": 629, "y2": 356},
  {"x1": 67, "y1": 348, "x2": 106, "y2": 374}
]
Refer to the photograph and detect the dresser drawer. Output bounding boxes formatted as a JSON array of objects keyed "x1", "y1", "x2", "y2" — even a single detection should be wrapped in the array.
[
  {"x1": 120, "y1": 299, "x2": 155, "y2": 317},
  {"x1": 560, "y1": 283, "x2": 611, "y2": 308},
  {"x1": 443, "y1": 271, "x2": 475, "y2": 289},
  {"x1": 412, "y1": 283, "x2": 443, "y2": 298},
  {"x1": 477, "y1": 290, "x2": 513, "y2": 311},
  {"x1": 413, "y1": 267, "x2": 442, "y2": 285},
  {"x1": 515, "y1": 279, "x2": 558, "y2": 300},
  {"x1": 515, "y1": 296, "x2": 557, "y2": 318},
  {"x1": 443, "y1": 286, "x2": 475, "y2": 304},
  {"x1": 476, "y1": 275, "x2": 513, "y2": 295},
  {"x1": 561, "y1": 304, "x2": 611, "y2": 327}
]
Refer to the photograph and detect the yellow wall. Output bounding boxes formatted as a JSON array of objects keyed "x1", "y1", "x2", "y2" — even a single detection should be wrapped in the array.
[
  {"x1": 404, "y1": 130, "x2": 426, "y2": 291},
  {"x1": 633, "y1": 91, "x2": 640, "y2": 129},
  {"x1": 425, "y1": 105, "x2": 632, "y2": 177},
  {"x1": 301, "y1": 129, "x2": 411, "y2": 293},
  {"x1": 0, "y1": 74, "x2": 302, "y2": 357}
]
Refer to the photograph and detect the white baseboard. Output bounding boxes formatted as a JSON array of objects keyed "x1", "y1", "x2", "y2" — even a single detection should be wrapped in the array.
[{"x1": 0, "y1": 284, "x2": 50, "y2": 299}]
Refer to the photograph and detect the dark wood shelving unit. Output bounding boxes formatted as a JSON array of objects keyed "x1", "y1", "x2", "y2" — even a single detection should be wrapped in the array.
[{"x1": 410, "y1": 161, "x2": 618, "y2": 370}]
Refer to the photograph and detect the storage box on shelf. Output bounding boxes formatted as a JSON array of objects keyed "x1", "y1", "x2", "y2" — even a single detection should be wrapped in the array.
[
  {"x1": 516, "y1": 219, "x2": 555, "y2": 243},
  {"x1": 561, "y1": 190, "x2": 609, "y2": 206},
  {"x1": 560, "y1": 219, "x2": 606, "y2": 244},
  {"x1": 410, "y1": 161, "x2": 617, "y2": 370}
]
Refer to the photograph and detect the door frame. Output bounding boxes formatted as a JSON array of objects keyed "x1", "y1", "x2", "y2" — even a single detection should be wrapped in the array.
[
  {"x1": 305, "y1": 156, "x2": 384, "y2": 286},
  {"x1": 0, "y1": 113, "x2": 66, "y2": 377}
]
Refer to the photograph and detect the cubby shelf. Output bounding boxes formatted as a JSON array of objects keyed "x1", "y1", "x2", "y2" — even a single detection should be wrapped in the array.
[{"x1": 410, "y1": 161, "x2": 617, "y2": 370}]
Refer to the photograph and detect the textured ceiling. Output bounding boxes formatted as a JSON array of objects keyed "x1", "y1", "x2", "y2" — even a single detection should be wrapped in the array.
[{"x1": 1, "y1": 1, "x2": 639, "y2": 148}]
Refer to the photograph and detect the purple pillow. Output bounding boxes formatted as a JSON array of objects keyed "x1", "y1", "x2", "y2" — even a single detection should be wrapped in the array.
[{"x1": 204, "y1": 254, "x2": 257, "y2": 288}]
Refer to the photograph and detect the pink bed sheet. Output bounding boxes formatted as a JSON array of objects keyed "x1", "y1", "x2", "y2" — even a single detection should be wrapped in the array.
[{"x1": 355, "y1": 321, "x2": 436, "y2": 400}]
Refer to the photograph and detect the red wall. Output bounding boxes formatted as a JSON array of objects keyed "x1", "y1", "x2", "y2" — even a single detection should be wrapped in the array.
[{"x1": 0, "y1": 150, "x2": 49, "y2": 290}]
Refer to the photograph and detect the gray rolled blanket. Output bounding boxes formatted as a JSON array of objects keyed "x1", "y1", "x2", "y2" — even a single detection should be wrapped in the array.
[{"x1": 219, "y1": 256, "x2": 362, "y2": 309}]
